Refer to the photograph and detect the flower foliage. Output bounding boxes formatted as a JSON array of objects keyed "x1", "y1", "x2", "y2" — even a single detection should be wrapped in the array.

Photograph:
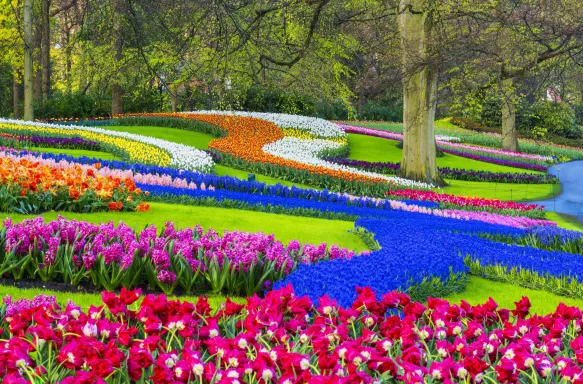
[
  {"x1": 0, "y1": 133, "x2": 101, "y2": 151},
  {"x1": 3, "y1": 286, "x2": 583, "y2": 383},
  {"x1": 326, "y1": 157, "x2": 559, "y2": 184},
  {"x1": 0, "y1": 119, "x2": 214, "y2": 172},
  {"x1": 0, "y1": 156, "x2": 148, "y2": 213},
  {"x1": 0, "y1": 216, "x2": 355, "y2": 296},
  {"x1": 341, "y1": 124, "x2": 551, "y2": 171},
  {"x1": 385, "y1": 189, "x2": 543, "y2": 216},
  {"x1": 275, "y1": 210, "x2": 579, "y2": 306}
]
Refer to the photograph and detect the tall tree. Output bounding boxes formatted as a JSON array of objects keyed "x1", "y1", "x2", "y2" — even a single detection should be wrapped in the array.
[
  {"x1": 23, "y1": 0, "x2": 33, "y2": 120},
  {"x1": 398, "y1": 0, "x2": 443, "y2": 186},
  {"x1": 111, "y1": 0, "x2": 125, "y2": 115}
]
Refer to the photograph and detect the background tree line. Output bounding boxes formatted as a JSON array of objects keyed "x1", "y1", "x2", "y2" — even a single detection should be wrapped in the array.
[{"x1": 1, "y1": 0, "x2": 583, "y2": 184}]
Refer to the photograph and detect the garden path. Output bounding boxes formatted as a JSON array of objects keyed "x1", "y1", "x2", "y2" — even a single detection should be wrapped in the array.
[{"x1": 532, "y1": 160, "x2": 583, "y2": 221}]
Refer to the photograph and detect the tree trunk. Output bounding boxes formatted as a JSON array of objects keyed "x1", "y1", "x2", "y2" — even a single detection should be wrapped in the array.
[
  {"x1": 501, "y1": 79, "x2": 519, "y2": 152},
  {"x1": 34, "y1": 24, "x2": 42, "y2": 100},
  {"x1": 13, "y1": 73, "x2": 21, "y2": 119},
  {"x1": 171, "y1": 92, "x2": 178, "y2": 112},
  {"x1": 64, "y1": 29, "x2": 73, "y2": 91},
  {"x1": 398, "y1": 0, "x2": 444, "y2": 187},
  {"x1": 111, "y1": 0, "x2": 124, "y2": 116},
  {"x1": 112, "y1": 83, "x2": 122, "y2": 115},
  {"x1": 23, "y1": 0, "x2": 34, "y2": 121},
  {"x1": 41, "y1": 0, "x2": 51, "y2": 99}
]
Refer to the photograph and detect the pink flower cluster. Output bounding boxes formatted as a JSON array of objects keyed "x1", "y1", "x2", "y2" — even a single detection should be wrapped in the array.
[
  {"x1": 438, "y1": 141, "x2": 552, "y2": 163},
  {"x1": 386, "y1": 200, "x2": 554, "y2": 228},
  {"x1": 339, "y1": 124, "x2": 460, "y2": 143},
  {"x1": 386, "y1": 189, "x2": 542, "y2": 212},
  {"x1": 3, "y1": 286, "x2": 583, "y2": 383},
  {"x1": 2, "y1": 216, "x2": 356, "y2": 295}
]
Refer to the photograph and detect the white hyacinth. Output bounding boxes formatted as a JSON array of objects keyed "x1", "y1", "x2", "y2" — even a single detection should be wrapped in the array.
[{"x1": 262, "y1": 137, "x2": 433, "y2": 189}]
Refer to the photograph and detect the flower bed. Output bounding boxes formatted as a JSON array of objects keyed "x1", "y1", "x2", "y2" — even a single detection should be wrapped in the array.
[
  {"x1": 327, "y1": 157, "x2": 559, "y2": 184},
  {"x1": 276, "y1": 210, "x2": 582, "y2": 306},
  {"x1": 385, "y1": 189, "x2": 544, "y2": 216},
  {"x1": 0, "y1": 216, "x2": 355, "y2": 296},
  {"x1": 0, "y1": 133, "x2": 101, "y2": 151},
  {"x1": 115, "y1": 113, "x2": 435, "y2": 191},
  {"x1": 0, "y1": 119, "x2": 214, "y2": 172},
  {"x1": 340, "y1": 123, "x2": 462, "y2": 143},
  {"x1": 2, "y1": 149, "x2": 553, "y2": 224},
  {"x1": 0, "y1": 156, "x2": 148, "y2": 213},
  {"x1": 262, "y1": 137, "x2": 432, "y2": 189},
  {"x1": 188, "y1": 110, "x2": 346, "y2": 138},
  {"x1": 4, "y1": 286, "x2": 583, "y2": 383},
  {"x1": 440, "y1": 147, "x2": 548, "y2": 171},
  {"x1": 342, "y1": 124, "x2": 551, "y2": 171}
]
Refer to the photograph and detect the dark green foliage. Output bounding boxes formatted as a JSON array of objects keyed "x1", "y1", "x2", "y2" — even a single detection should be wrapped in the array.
[
  {"x1": 0, "y1": 64, "x2": 13, "y2": 117},
  {"x1": 358, "y1": 100, "x2": 402, "y2": 122},
  {"x1": 450, "y1": 117, "x2": 501, "y2": 134},
  {"x1": 34, "y1": 90, "x2": 111, "y2": 119}
]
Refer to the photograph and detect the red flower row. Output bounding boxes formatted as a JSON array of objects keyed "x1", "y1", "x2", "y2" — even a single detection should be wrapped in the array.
[
  {"x1": 2, "y1": 286, "x2": 583, "y2": 383},
  {"x1": 385, "y1": 188, "x2": 542, "y2": 212}
]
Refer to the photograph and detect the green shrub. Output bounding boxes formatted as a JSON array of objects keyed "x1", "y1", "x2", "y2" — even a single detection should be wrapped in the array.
[
  {"x1": 530, "y1": 101, "x2": 581, "y2": 139},
  {"x1": 450, "y1": 117, "x2": 501, "y2": 134}
]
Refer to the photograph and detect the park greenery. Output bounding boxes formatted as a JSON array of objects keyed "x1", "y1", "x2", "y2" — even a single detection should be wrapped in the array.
[{"x1": 2, "y1": 1, "x2": 583, "y2": 382}]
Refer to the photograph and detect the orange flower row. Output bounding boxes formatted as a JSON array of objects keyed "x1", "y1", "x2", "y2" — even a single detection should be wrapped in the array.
[
  {"x1": 120, "y1": 113, "x2": 386, "y2": 184},
  {"x1": 0, "y1": 157, "x2": 149, "y2": 211}
]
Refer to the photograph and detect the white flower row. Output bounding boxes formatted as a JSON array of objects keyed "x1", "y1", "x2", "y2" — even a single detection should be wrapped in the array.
[
  {"x1": 0, "y1": 118, "x2": 214, "y2": 172},
  {"x1": 262, "y1": 137, "x2": 434, "y2": 189},
  {"x1": 184, "y1": 111, "x2": 345, "y2": 138},
  {"x1": 435, "y1": 135, "x2": 461, "y2": 143}
]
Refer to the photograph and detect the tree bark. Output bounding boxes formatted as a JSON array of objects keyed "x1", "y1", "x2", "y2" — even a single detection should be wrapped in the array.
[
  {"x1": 398, "y1": 0, "x2": 444, "y2": 187},
  {"x1": 171, "y1": 88, "x2": 178, "y2": 112},
  {"x1": 41, "y1": 0, "x2": 51, "y2": 99},
  {"x1": 23, "y1": 0, "x2": 34, "y2": 121},
  {"x1": 13, "y1": 73, "x2": 21, "y2": 119},
  {"x1": 111, "y1": 0, "x2": 124, "y2": 115},
  {"x1": 501, "y1": 79, "x2": 519, "y2": 152}
]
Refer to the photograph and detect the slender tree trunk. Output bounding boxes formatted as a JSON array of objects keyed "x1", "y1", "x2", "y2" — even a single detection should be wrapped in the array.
[
  {"x1": 78, "y1": 45, "x2": 87, "y2": 91},
  {"x1": 34, "y1": 25, "x2": 42, "y2": 100},
  {"x1": 171, "y1": 91, "x2": 178, "y2": 112},
  {"x1": 41, "y1": 0, "x2": 51, "y2": 99},
  {"x1": 23, "y1": 0, "x2": 34, "y2": 121},
  {"x1": 13, "y1": 73, "x2": 21, "y2": 119},
  {"x1": 64, "y1": 29, "x2": 73, "y2": 91},
  {"x1": 111, "y1": 0, "x2": 124, "y2": 115},
  {"x1": 398, "y1": 0, "x2": 444, "y2": 186},
  {"x1": 501, "y1": 79, "x2": 519, "y2": 152}
]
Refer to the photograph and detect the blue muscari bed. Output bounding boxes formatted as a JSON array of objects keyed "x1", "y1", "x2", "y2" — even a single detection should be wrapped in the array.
[{"x1": 23, "y1": 150, "x2": 583, "y2": 305}]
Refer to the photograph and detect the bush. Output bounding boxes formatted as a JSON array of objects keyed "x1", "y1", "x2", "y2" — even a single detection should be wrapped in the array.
[
  {"x1": 530, "y1": 101, "x2": 581, "y2": 139},
  {"x1": 358, "y1": 100, "x2": 402, "y2": 122},
  {"x1": 450, "y1": 116, "x2": 501, "y2": 134},
  {"x1": 34, "y1": 90, "x2": 110, "y2": 119}
]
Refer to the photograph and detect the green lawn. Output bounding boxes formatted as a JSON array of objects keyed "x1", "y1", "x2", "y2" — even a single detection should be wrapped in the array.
[
  {"x1": 439, "y1": 180, "x2": 561, "y2": 201},
  {"x1": 446, "y1": 276, "x2": 583, "y2": 315},
  {"x1": 546, "y1": 212, "x2": 583, "y2": 231},
  {"x1": 3, "y1": 275, "x2": 580, "y2": 315},
  {"x1": 31, "y1": 147, "x2": 120, "y2": 160},
  {"x1": 348, "y1": 133, "x2": 539, "y2": 174},
  {"x1": 0, "y1": 283, "x2": 242, "y2": 310},
  {"x1": 347, "y1": 133, "x2": 560, "y2": 201},
  {"x1": 342, "y1": 120, "x2": 463, "y2": 136},
  {"x1": 105, "y1": 125, "x2": 216, "y2": 149},
  {"x1": 6, "y1": 202, "x2": 368, "y2": 252}
]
